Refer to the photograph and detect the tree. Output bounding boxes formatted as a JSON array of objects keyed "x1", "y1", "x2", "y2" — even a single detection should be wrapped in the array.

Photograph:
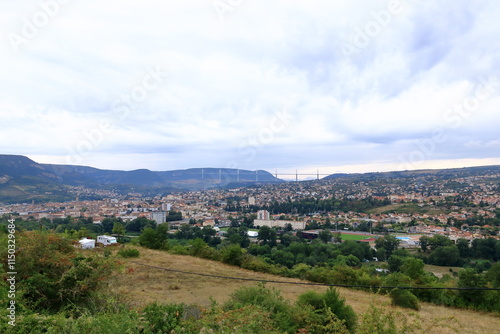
[
  {"x1": 458, "y1": 268, "x2": 487, "y2": 307},
  {"x1": 428, "y1": 245, "x2": 462, "y2": 266},
  {"x1": 280, "y1": 232, "x2": 299, "y2": 247},
  {"x1": 419, "y1": 236, "x2": 430, "y2": 252},
  {"x1": 139, "y1": 226, "x2": 169, "y2": 250},
  {"x1": 101, "y1": 218, "x2": 117, "y2": 233},
  {"x1": 486, "y1": 263, "x2": 500, "y2": 288},
  {"x1": 456, "y1": 238, "x2": 471, "y2": 258},
  {"x1": 319, "y1": 229, "x2": 332, "y2": 243},
  {"x1": 428, "y1": 234, "x2": 453, "y2": 251},
  {"x1": 258, "y1": 226, "x2": 277, "y2": 246},
  {"x1": 76, "y1": 227, "x2": 90, "y2": 239},
  {"x1": 166, "y1": 210, "x2": 182, "y2": 221},
  {"x1": 201, "y1": 226, "x2": 219, "y2": 246},
  {"x1": 175, "y1": 224, "x2": 194, "y2": 239},
  {"x1": 376, "y1": 247, "x2": 387, "y2": 261},
  {"x1": 126, "y1": 217, "x2": 156, "y2": 233},
  {"x1": 471, "y1": 238, "x2": 497, "y2": 260},
  {"x1": 375, "y1": 235, "x2": 400, "y2": 259},
  {"x1": 333, "y1": 232, "x2": 342, "y2": 243},
  {"x1": 401, "y1": 257, "x2": 425, "y2": 281},
  {"x1": 340, "y1": 240, "x2": 369, "y2": 261},
  {"x1": 112, "y1": 222, "x2": 126, "y2": 235},
  {"x1": 227, "y1": 226, "x2": 250, "y2": 248},
  {"x1": 387, "y1": 255, "x2": 405, "y2": 273}
]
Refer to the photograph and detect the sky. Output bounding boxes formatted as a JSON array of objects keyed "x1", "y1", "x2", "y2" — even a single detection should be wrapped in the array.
[{"x1": 1, "y1": 0, "x2": 500, "y2": 178}]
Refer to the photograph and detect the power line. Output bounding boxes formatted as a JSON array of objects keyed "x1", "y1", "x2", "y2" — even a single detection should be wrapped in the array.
[{"x1": 129, "y1": 261, "x2": 500, "y2": 291}]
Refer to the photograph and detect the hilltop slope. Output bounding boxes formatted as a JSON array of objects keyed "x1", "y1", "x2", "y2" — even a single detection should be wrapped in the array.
[{"x1": 107, "y1": 247, "x2": 500, "y2": 334}]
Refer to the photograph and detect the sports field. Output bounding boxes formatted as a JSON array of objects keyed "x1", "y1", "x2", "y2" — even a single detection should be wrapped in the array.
[{"x1": 340, "y1": 233, "x2": 378, "y2": 241}]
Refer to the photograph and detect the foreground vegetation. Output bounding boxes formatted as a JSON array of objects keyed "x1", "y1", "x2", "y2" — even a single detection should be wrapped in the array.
[
  {"x1": 0, "y1": 231, "x2": 464, "y2": 333},
  {"x1": 3, "y1": 214, "x2": 500, "y2": 314}
]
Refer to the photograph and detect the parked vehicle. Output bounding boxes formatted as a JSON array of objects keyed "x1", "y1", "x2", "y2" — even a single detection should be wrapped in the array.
[
  {"x1": 97, "y1": 235, "x2": 118, "y2": 246},
  {"x1": 78, "y1": 238, "x2": 96, "y2": 249}
]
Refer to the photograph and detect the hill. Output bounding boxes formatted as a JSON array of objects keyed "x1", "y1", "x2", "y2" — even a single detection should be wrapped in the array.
[
  {"x1": 107, "y1": 246, "x2": 500, "y2": 334},
  {"x1": 0, "y1": 154, "x2": 281, "y2": 202},
  {"x1": 325, "y1": 165, "x2": 500, "y2": 181}
]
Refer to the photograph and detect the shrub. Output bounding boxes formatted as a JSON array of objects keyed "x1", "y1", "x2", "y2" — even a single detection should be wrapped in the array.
[
  {"x1": 297, "y1": 288, "x2": 357, "y2": 333},
  {"x1": 189, "y1": 238, "x2": 220, "y2": 260},
  {"x1": 117, "y1": 248, "x2": 140, "y2": 258},
  {"x1": 240, "y1": 255, "x2": 273, "y2": 274},
  {"x1": 184, "y1": 304, "x2": 283, "y2": 334},
  {"x1": 142, "y1": 302, "x2": 184, "y2": 333},
  {"x1": 358, "y1": 304, "x2": 401, "y2": 334},
  {"x1": 220, "y1": 244, "x2": 244, "y2": 266},
  {"x1": 389, "y1": 289, "x2": 420, "y2": 310},
  {"x1": 169, "y1": 245, "x2": 190, "y2": 255},
  {"x1": 307, "y1": 307, "x2": 350, "y2": 334},
  {"x1": 224, "y1": 284, "x2": 297, "y2": 333},
  {"x1": 138, "y1": 227, "x2": 169, "y2": 250},
  {"x1": 1, "y1": 231, "x2": 116, "y2": 312},
  {"x1": 358, "y1": 303, "x2": 458, "y2": 334}
]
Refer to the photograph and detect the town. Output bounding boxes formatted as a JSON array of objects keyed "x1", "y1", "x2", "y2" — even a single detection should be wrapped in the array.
[{"x1": 2, "y1": 168, "x2": 499, "y2": 247}]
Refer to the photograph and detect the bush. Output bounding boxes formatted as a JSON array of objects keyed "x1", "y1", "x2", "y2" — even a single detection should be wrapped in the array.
[
  {"x1": 142, "y1": 302, "x2": 184, "y2": 333},
  {"x1": 189, "y1": 238, "x2": 220, "y2": 260},
  {"x1": 138, "y1": 227, "x2": 169, "y2": 250},
  {"x1": 169, "y1": 245, "x2": 190, "y2": 255},
  {"x1": 240, "y1": 255, "x2": 273, "y2": 274},
  {"x1": 1, "y1": 231, "x2": 116, "y2": 312},
  {"x1": 184, "y1": 304, "x2": 283, "y2": 334},
  {"x1": 220, "y1": 244, "x2": 244, "y2": 266},
  {"x1": 297, "y1": 288, "x2": 357, "y2": 333},
  {"x1": 358, "y1": 303, "x2": 458, "y2": 334},
  {"x1": 389, "y1": 289, "x2": 420, "y2": 310},
  {"x1": 224, "y1": 284, "x2": 297, "y2": 333},
  {"x1": 117, "y1": 248, "x2": 140, "y2": 258}
]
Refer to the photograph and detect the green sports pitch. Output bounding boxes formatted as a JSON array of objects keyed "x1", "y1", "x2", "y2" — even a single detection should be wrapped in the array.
[{"x1": 339, "y1": 233, "x2": 376, "y2": 241}]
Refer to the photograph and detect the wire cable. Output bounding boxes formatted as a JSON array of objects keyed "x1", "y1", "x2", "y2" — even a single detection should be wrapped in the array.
[{"x1": 129, "y1": 261, "x2": 500, "y2": 291}]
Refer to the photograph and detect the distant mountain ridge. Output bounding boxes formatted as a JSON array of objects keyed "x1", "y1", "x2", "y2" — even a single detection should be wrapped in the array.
[
  {"x1": 324, "y1": 165, "x2": 500, "y2": 181},
  {"x1": 1, "y1": 154, "x2": 499, "y2": 204},
  {"x1": 0, "y1": 154, "x2": 280, "y2": 203}
]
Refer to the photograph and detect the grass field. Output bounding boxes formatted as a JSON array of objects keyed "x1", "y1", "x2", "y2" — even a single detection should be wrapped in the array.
[
  {"x1": 104, "y1": 246, "x2": 500, "y2": 334},
  {"x1": 368, "y1": 203, "x2": 446, "y2": 215},
  {"x1": 219, "y1": 227, "x2": 259, "y2": 232},
  {"x1": 368, "y1": 203, "x2": 404, "y2": 214},
  {"x1": 340, "y1": 233, "x2": 377, "y2": 241},
  {"x1": 424, "y1": 264, "x2": 463, "y2": 278}
]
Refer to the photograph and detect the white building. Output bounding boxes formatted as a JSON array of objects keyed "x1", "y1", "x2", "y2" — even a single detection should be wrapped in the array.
[
  {"x1": 151, "y1": 211, "x2": 167, "y2": 225},
  {"x1": 257, "y1": 210, "x2": 270, "y2": 220},
  {"x1": 254, "y1": 219, "x2": 306, "y2": 230}
]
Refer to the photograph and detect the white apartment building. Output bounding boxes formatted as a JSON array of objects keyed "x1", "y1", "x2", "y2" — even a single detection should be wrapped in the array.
[
  {"x1": 257, "y1": 210, "x2": 270, "y2": 220},
  {"x1": 254, "y1": 219, "x2": 306, "y2": 230}
]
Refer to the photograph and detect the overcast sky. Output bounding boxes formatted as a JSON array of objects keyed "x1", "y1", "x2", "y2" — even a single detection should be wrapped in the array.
[{"x1": 1, "y1": 0, "x2": 500, "y2": 177}]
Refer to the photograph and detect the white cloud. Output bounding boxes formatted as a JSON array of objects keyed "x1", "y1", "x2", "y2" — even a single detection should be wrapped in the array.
[{"x1": 1, "y1": 0, "x2": 499, "y2": 172}]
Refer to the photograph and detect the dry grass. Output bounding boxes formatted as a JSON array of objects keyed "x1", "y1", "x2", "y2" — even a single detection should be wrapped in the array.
[
  {"x1": 107, "y1": 247, "x2": 500, "y2": 333},
  {"x1": 424, "y1": 264, "x2": 462, "y2": 278}
]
